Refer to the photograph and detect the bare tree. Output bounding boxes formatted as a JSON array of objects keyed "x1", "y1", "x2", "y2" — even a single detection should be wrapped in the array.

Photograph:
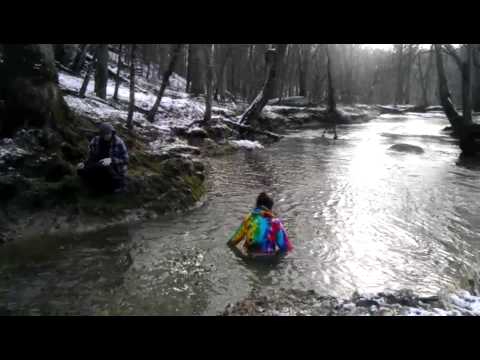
[
  {"x1": 1, "y1": 44, "x2": 70, "y2": 136},
  {"x1": 214, "y1": 45, "x2": 232, "y2": 102},
  {"x1": 326, "y1": 45, "x2": 337, "y2": 113},
  {"x1": 72, "y1": 44, "x2": 89, "y2": 75},
  {"x1": 434, "y1": 44, "x2": 470, "y2": 130},
  {"x1": 394, "y1": 44, "x2": 405, "y2": 105},
  {"x1": 298, "y1": 44, "x2": 310, "y2": 97},
  {"x1": 126, "y1": 44, "x2": 137, "y2": 130},
  {"x1": 146, "y1": 44, "x2": 183, "y2": 122},
  {"x1": 79, "y1": 45, "x2": 99, "y2": 98},
  {"x1": 367, "y1": 65, "x2": 381, "y2": 104},
  {"x1": 94, "y1": 44, "x2": 109, "y2": 100},
  {"x1": 443, "y1": 44, "x2": 474, "y2": 125},
  {"x1": 113, "y1": 44, "x2": 123, "y2": 101},
  {"x1": 239, "y1": 44, "x2": 287, "y2": 127},
  {"x1": 323, "y1": 44, "x2": 338, "y2": 140},
  {"x1": 203, "y1": 44, "x2": 215, "y2": 124},
  {"x1": 473, "y1": 44, "x2": 480, "y2": 112},
  {"x1": 404, "y1": 44, "x2": 419, "y2": 104},
  {"x1": 240, "y1": 44, "x2": 286, "y2": 125},
  {"x1": 188, "y1": 44, "x2": 204, "y2": 96},
  {"x1": 416, "y1": 46, "x2": 434, "y2": 107}
]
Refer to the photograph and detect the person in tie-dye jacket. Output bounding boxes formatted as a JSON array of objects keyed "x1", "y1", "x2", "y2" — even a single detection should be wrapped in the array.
[{"x1": 228, "y1": 192, "x2": 293, "y2": 257}]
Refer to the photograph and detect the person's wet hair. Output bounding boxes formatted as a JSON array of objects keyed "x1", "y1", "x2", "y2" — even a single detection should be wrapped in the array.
[{"x1": 256, "y1": 192, "x2": 274, "y2": 210}]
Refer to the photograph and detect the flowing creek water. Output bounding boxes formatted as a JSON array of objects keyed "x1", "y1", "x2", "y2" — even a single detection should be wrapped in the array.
[{"x1": 2, "y1": 112, "x2": 480, "y2": 315}]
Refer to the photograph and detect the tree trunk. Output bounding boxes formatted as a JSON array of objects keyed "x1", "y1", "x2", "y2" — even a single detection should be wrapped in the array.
[
  {"x1": 147, "y1": 44, "x2": 183, "y2": 122},
  {"x1": 298, "y1": 62, "x2": 307, "y2": 97},
  {"x1": 434, "y1": 44, "x2": 464, "y2": 130},
  {"x1": 326, "y1": 45, "x2": 337, "y2": 113},
  {"x1": 473, "y1": 47, "x2": 480, "y2": 112},
  {"x1": 188, "y1": 44, "x2": 204, "y2": 96},
  {"x1": 239, "y1": 44, "x2": 287, "y2": 127},
  {"x1": 417, "y1": 49, "x2": 434, "y2": 107},
  {"x1": 472, "y1": 44, "x2": 480, "y2": 112},
  {"x1": 113, "y1": 44, "x2": 123, "y2": 101},
  {"x1": 324, "y1": 45, "x2": 338, "y2": 139},
  {"x1": 1, "y1": 44, "x2": 70, "y2": 136},
  {"x1": 394, "y1": 45, "x2": 405, "y2": 105},
  {"x1": 126, "y1": 44, "x2": 137, "y2": 130},
  {"x1": 342, "y1": 44, "x2": 355, "y2": 104},
  {"x1": 72, "y1": 44, "x2": 89, "y2": 75},
  {"x1": 462, "y1": 45, "x2": 473, "y2": 125},
  {"x1": 146, "y1": 62, "x2": 151, "y2": 80},
  {"x1": 403, "y1": 45, "x2": 416, "y2": 104},
  {"x1": 186, "y1": 44, "x2": 192, "y2": 92},
  {"x1": 203, "y1": 44, "x2": 215, "y2": 124},
  {"x1": 94, "y1": 44, "x2": 109, "y2": 100},
  {"x1": 367, "y1": 65, "x2": 380, "y2": 104},
  {"x1": 79, "y1": 45, "x2": 99, "y2": 98},
  {"x1": 215, "y1": 45, "x2": 231, "y2": 103},
  {"x1": 53, "y1": 44, "x2": 80, "y2": 68},
  {"x1": 276, "y1": 44, "x2": 288, "y2": 99},
  {"x1": 230, "y1": 59, "x2": 236, "y2": 99}
]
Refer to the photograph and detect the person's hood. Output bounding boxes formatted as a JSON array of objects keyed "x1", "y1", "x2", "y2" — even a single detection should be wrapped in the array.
[
  {"x1": 99, "y1": 123, "x2": 115, "y2": 137},
  {"x1": 253, "y1": 207, "x2": 274, "y2": 218}
]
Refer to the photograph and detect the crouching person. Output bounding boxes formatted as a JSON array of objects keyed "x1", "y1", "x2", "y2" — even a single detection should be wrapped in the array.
[{"x1": 77, "y1": 123, "x2": 129, "y2": 194}]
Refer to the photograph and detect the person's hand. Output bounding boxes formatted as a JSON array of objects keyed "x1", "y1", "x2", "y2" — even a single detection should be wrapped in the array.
[
  {"x1": 77, "y1": 162, "x2": 85, "y2": 170},
  {"x1": 99, "y1": 158, "x2": 112, "y2": 167}
]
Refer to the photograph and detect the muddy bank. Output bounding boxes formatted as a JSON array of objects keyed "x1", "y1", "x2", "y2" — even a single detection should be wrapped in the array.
[{"x1": 0, "y1": 114, "x2": 207, "y2": 244}]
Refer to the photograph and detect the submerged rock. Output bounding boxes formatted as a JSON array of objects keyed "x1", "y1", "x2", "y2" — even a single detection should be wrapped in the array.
[{"x1": 389, "y1": 143, "x2": 425, "y2": 154}]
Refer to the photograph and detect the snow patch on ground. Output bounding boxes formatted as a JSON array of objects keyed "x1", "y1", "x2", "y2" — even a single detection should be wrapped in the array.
[
  {"x1": 229, "y1": 140, "x2": 264, "y2": 150},
  {"x1": 60, "y1": 71, "x2": 208, "y2": 130},
  {"x1": 0, "y1": 138, "x2": 31, "y2": 164}
]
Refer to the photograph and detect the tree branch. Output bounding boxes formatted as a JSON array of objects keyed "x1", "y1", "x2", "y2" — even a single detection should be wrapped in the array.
[{"x1": 443, "y1": 44, "x2": 463, "y2": 70}]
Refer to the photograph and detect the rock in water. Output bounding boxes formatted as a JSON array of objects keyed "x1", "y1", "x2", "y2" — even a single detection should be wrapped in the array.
[{"x1": 389, "y1": 143, "x2": 424, "y2": 154}]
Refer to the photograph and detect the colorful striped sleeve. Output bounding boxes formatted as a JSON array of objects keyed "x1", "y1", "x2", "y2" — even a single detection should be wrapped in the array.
[
  {"x1": 275, "y1": 220, "x2": 293, "y2": 253},
  {"x1": 229, "y1": 214, "x2": 250, "y2": 246}
]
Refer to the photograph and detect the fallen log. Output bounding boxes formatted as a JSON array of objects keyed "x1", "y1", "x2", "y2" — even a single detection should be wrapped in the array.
[
  {"x1": 375, "y1": 104, "x2": 429, "y2": 114},
  {"x1": 184, "y1": 118, "x2": 283, "y2": 141},
  {"x1": 221, "y1": 118, "x2": 283, "y2": 141}
]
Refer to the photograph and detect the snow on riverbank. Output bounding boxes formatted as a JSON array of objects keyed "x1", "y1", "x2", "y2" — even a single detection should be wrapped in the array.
[
  {"x1": 59, "y1": 70, "x2": 205, "y2": 125},
  {"x1": 55, "y1": 67, "x2": 254, "y2": 162},
  {"x1": 229, "y1": 140, "x2": 264, "y2": 150},
  {"x1": 58, "y1": 69, "x2": 243, "y2": 135},
  {"x1": 59, "y1": 70, "x2": 214, "y2": 155}
]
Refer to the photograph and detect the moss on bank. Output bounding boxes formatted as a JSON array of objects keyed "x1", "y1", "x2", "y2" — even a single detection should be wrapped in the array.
[{"x1": 0, "y1": 109, "x2": 207, "y2": 243}]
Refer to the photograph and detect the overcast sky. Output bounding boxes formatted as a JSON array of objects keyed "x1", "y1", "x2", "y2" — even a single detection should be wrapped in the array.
[{"x1": 362, "y1": 44, "x2": 394, "y2": 50}]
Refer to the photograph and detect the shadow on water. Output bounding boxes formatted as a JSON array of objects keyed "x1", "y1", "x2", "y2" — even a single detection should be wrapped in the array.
[
  {"x1": 456, "y1": 154, "x2": 480, "y2": 171},
  {"x1": 0, "y1": 226, "x2": 134, "y2": 315}
]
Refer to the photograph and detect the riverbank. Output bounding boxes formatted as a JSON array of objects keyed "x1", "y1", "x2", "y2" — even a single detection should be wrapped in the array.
[
  {"x1": 221, "y1": 286, "x2": 480, "y2": 316},
  {"x1": 0, "y1": 69, "x2": 210, "y2": 243}
]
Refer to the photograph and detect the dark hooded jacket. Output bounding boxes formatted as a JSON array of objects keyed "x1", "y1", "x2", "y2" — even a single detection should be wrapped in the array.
[{"x1": 87, "y1": 130, "x2": 128, "y2": 175}]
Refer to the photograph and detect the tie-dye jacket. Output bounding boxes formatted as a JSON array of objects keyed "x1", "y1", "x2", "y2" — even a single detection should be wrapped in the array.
[{"x1": 229, "y1": 208, "x2": 293, "y2": 254}]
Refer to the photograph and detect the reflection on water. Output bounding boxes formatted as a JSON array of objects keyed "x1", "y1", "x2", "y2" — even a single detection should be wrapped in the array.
[{"x1": 2, "y1": 113, "x2": 480, "y2": 315}]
